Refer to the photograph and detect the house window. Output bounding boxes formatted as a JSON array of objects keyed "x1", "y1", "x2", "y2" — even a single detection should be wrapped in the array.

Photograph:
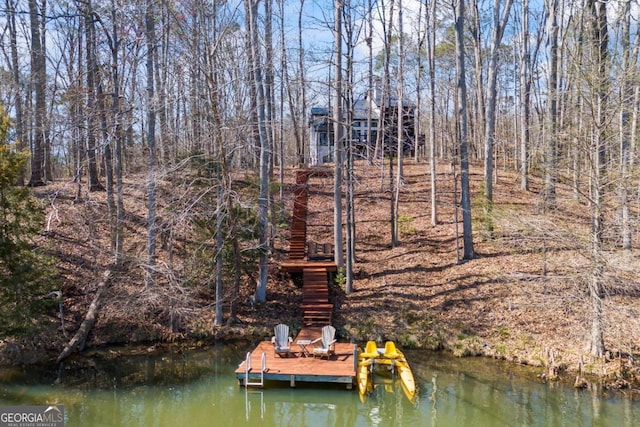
[{"x1": 319, "y1": 132, "x2": 328, "y2": 146}]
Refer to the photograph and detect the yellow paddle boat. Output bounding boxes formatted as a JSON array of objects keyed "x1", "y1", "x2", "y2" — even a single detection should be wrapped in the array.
[{"x1": 356, "y1": 340, "x2": 417, "y2": 403}]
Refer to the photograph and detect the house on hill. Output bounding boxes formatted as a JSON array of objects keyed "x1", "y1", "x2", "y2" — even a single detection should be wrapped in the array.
[{"x1": 308, "y1": 87, "x2": 420, "y2": 165}]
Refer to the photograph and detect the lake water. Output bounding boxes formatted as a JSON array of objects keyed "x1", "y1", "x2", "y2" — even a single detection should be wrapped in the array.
[{"x1": 0, "y1": 343, "x2": 637, "y2": 426}]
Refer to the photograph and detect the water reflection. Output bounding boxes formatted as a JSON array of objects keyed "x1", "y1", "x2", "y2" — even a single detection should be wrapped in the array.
[{"x1": 0, "y1": 345, "x2": 637, "y2": 426}]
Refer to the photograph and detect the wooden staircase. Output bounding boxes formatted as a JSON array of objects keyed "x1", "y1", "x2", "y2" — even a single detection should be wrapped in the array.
[
  {"x1": 288, "y1": 170, "x2": 309, "y2": 260},
  {"x1": 301, "y1": 267, "x2": 332, "y2": 326},
  {"x1": 285, "y1": 169, "x2": 333, "y2": 326}
]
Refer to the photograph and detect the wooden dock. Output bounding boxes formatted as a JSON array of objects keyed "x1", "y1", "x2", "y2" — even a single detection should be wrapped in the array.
[
  {"x1": 236, "y1": 168, "x2": 354, "y2": 390},
  {"x1": 236, "y1": 328, "x2": 357, "y2": 389}
]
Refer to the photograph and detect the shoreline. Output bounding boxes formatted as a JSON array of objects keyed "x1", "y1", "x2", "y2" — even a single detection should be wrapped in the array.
[{"x1": 4, "y1": 161, "x2": 637, "y2": 398}]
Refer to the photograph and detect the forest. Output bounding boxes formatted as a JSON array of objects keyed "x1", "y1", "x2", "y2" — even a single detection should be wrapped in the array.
[{"x1": 0, "y1": 0, "x2": 639, "y2": 386}]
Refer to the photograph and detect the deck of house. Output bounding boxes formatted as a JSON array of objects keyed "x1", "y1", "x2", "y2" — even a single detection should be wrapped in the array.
[{"x1": 236, "y1": 168, "x2": 358, "y2": 389}]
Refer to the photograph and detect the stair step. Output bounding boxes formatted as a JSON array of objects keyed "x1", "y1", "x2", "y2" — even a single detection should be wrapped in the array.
[
  {"x1": 303, "y1": 310, "x2": 332, "y2": 316},
  {"x1": 303, "y1": 295, "x2": 328, "y2": 299},
  {"x1": 301, "y1": 302, "x2": 332, "y2": 308}
]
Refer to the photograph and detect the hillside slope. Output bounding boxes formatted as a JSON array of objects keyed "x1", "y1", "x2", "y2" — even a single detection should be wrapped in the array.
[{"x1": 11, "y1": 161, "x2": 640, "y2": 390}]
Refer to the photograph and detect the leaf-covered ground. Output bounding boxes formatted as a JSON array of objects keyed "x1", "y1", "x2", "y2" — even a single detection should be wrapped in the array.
[{"x1": 11, "y1": 160, "x2": 640, "y2": 392}]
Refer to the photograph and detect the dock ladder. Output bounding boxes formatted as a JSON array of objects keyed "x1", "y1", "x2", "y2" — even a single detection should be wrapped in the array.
[{"x1": 244, "y1": 351, "x2": 267, "y2": 387}]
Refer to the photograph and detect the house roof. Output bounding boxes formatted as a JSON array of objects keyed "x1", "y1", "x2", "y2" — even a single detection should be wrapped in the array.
[
  {"x1": 310, "y1": 107, "x2": 330, "y2": 116},
  {"x1": 309, "y1": 99, "x2": 380, "y2": 123},
  {"x1": 310, "y1": 90, "x2": 414, "y2": 125}
]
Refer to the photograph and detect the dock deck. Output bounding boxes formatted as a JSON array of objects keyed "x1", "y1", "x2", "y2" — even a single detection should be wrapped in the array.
[{"x1": 236, "y1": 329, "x2": 357, "y2": 389}]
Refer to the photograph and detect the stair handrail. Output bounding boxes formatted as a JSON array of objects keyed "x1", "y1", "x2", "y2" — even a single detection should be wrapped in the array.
[{"x1": 244, "y1": 351, "x2": 266, "y2": 387}]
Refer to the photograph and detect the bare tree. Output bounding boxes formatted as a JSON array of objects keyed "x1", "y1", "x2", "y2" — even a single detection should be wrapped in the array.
[
  {"x1": 109, "y1": 0, "x2": 125, "y2": 265},
  {"x1": 375, "y1": 0, "x2": 396, "y2": 243},
  {"x1": 374, "y1": 0, "x2": 393, "y2": 170},
  {"x1": 343, "y1": 0, "x2": 363, "y2": 293},
  {"x1": 28, "y1": 0, "x2": 47, "y2": 187},
  {"x1": 470, "y1": 2, "x2": 485, "y2": 154},
  {"x1": 544, "y1": 0, "x2": 559, "y2": 208},
  {"x1": 156, "y1": 1, "x2": 170, "y2": 168},
  {"x1": 333, "y1": 0, "x2": 345, "y2": 268},
  {"x1": 5, "y1": 0, "x2": 26, "y2": 184},
  {"x1": 82, "y1": 1, "x2": 105, "y2": 192},
  {"x1": 145, "y1": 0, "x2": 158, "y2": 281},
  {"x1": 391, "y1": 0, "x2": 404, "y2": 248},
  {"x1": 414, "y1": 0, "x2": 424, "y2": 164},
  {"x1": 427, "y1": 0, "x2": 438, "y2": 225},
  {"x1": 455, "y1": 0, "x2": 475, "y2": 260},
  {"x1": 483, "y1": 0, "x2": 514, "y2": 233},
  {"x1": 586, "y1": 0, "x2": 608, "y2": 358},
  {"x1": 519, "y1": 0, "x2": 530, "y2": 191},
  {"x1": 279, "y1": 0, "x2": 304, "y2": 169},
  {"x1": 366, "y1": 0, "x2": 374, "y2": 166},
  {"x1": 245, "y1": 0, "x2": 271, "y2": 301},
  {"x1": 296, "y1": 0, "x2": 308, "y2": 166},
  {"x1": 618, "y1": 0, "x2": 636, "y2": 251}
]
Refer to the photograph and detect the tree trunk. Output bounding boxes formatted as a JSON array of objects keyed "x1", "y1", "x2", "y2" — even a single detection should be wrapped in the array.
[
  {"x1": 281, "y1": 17, "x2": 303, "y2": 168},
  {"x1": 215, "y1": 161, "x2": 224, "y2": 326},
  {"x1": 84, "y1": 2, "x2": 104, "y2": 192},
  {"x1": 544, "y1": 0, "x2": 559, "y2": 208},
  {"x1": 265, "y1": 0, "x2": 275, "y2": 181},
  {"x1": 6, "y1": 0, "x2": 26, "y2": 185},
  {"x1": 56, "y1": 270, "x2": 111, "y2": 364},
  {"x1": 96, "y1": 68, "x2": 116, "y2": 253},
  {"x1": 427, "y1": 0, "x2": 438, "y2": 225},
  {"x1": 471, "y1": 2, "x2": 485, "y2": 157},
  {"x1": 297, "y1": 0, "x2": 307, "y2": 166},
  {"x1": 206, "y1": 0, "x2": 225, "y2": 327},
  {"x1": 110, "y1": 0, "x2": 125, "y2": 265},
  {"x1": 244, "y1": 1, "x2": 260, "y2": 166},
  {"x1": 375, "y1": 0, "x2": 394, "y2": 170},
  {"x1": 156, "y1": 2, "x2": 170, "y2": 168},
  {"x1": 396, "y1": 0, "x2": 405, "y2": 184},
  {"x1": 28, "y1": 0, "x2": 46, "y2": 187},
  {"x1": 392, "y1": 0, "x2": 404, "y2": 248},
  {"x1": 366, "y1": 0, "x2": 374, "y2": 166},
  {"x1": 264, "y1": 0, "x2": 276, "y2": 255},
  {"x1": 380, "y1": 0, "x2": 396, "y2": 242},
  {"x1": 619, "y1": 0, "x2": 634, "y2": 251},
  {"x1": 483, "y1": 0, "x2": 514, "y2": 232},
  {"x1": 333, "y1": 0, "x2": 344, "y2": 268},
  {"x1": 519, "y1": 0, "x2": 530, "y2": 191},
  {"x1": 344, "y1": 0, "x2": 357, "y2": 293},
  {"x1": 245, "y1": 0, "x2": 270, "y2": 302},
  {"x1": 455, "y1": 0, "x2": 475, "y2": 260},
  {"x1": 73, "y1": 12, "x2": 85, "y2": 201},
  {"x1": 587, "y1": 0, "x2": 608, "y2": 357},
  {"x1": 145, "y1": 0, "x2": 158, "y2": 281},
  {"x1": 415, "y1": 0, "x2": 424, "y2": 163}
]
